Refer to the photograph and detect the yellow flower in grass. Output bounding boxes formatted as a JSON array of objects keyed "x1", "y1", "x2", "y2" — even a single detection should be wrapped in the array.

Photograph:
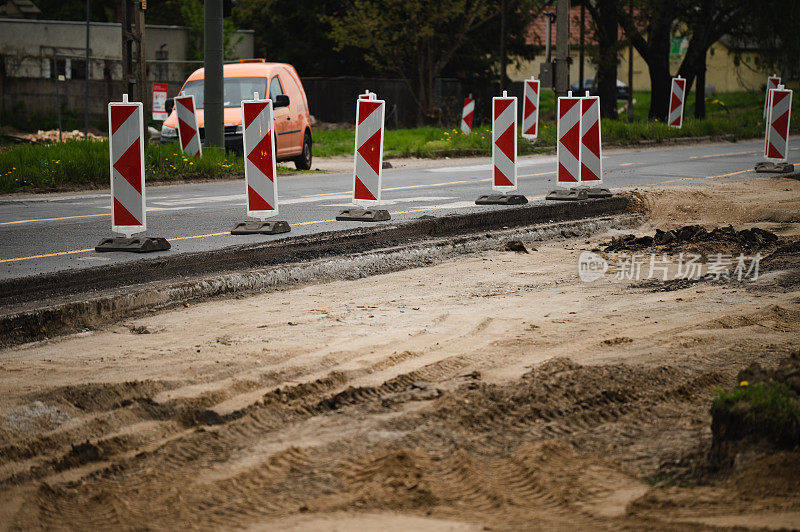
[{"x1": 739, "y1": 380, "x2": 749, "y2": 387}]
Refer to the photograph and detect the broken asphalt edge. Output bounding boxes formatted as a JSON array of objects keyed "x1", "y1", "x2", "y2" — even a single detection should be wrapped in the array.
[{"x1": 0, "y1": 197, "x2": 632, "y2": 348}]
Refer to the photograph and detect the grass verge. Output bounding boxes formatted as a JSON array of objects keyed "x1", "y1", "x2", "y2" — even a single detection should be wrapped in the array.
[
  {"x1": 0, "y1": 141, "x2": 316, "y2": 194},
  {"x1": 2, "y1": 91, "x2": 796, "y2": 194},
  {"x1": 711, "y1": 356, "x2": 800, "y2": 449},
  {"x1": 313, "y1": 91, "x2": 799, "y2": 158}
]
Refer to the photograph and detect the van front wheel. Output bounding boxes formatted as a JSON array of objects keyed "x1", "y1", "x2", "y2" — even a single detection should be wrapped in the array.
[{"x1": 294, "y1": 131, "x2": 312, "y2": 170}]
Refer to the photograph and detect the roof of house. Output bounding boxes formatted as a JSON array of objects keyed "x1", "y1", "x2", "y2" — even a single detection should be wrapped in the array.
[
  {"x1": 0, "y1": 0, "x2": 41, "y2": 18},
  {"x1": 526, "y1": 6, "x2": 632, "y2": 47}
]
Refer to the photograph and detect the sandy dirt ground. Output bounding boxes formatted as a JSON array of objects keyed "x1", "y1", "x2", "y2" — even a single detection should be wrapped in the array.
[{"x1": 1, "y1": 176, "x2": 799, "y2": 530}]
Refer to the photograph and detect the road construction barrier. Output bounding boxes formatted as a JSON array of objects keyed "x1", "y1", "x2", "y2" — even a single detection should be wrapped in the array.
[
  {"x1": 492, "y1": 91, "x2": 517, "y2": 191},
  {"x1": 765, "y1": 85, "x2": 792, "y2": 162},
  {"x1": 108, "y1": 94, "x2": 146, "y2": 235},
  {"x1": 461, "y1": 95, "x2": 475, "y2": 135},
  {"x1": 668, "y1": 77, "x2": 686, "y2": 128},
  {"x1": 96, "y1": 95, "x2": 170, "y2": 252},
  {"x1": 175, "y1": 94, "x2": 202, "y2": 158},
  {"x1": 353, "y1": 92, "x2": 385, "y2": 204},
  {"x1": 764, "y1": 75, "x2": 781, "y2": 119},
  {"x1": 580, "y1": 94, "x2": 602, "y2": 183},
  {"x1": 474, "y1": 91, "x2": 527, "y2": 205},
  {"x1": 557, "y1": 91, "x2": 582, "y2": 185},
  {"x1": 230, "y1": 93, "x2": 290, "y2": 234},
  {"x1": 522, "y1": 77, "x2": 540, "y2": 140},
  {"x1": 336, "y1": 92, "x2": 390, "y2": 221},
  {"x1": 243, "y1": 93, "x2": 279, "y2": 216}
]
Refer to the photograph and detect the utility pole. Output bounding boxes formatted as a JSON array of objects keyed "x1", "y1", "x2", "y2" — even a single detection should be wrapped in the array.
[
  {"x1": 204, "y1": 0, "x2": 224, "y2": 149},
  {"x1": 627, "y1": 0, "x2": 634, "y2": 120},
  {"x1": 579, "y1": 1, "x2": 584, "y2": 94},
  {"x1": 499, "y1": 0, "x2": 507, "y2": 91},
  {"x1": 120, "y1": 0, "x2": 147, "y2": 137},
  {"x1": 84, "y1": 0, "x2": 90, "y2": 138},
  {"x1": 554, "y1": 0, "x2": 570, "y2": 100}
]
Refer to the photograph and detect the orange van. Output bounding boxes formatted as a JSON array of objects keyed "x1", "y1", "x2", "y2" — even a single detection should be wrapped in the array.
[{"x1": 161, "y1": 59, "x2": 313, "y2": 169}]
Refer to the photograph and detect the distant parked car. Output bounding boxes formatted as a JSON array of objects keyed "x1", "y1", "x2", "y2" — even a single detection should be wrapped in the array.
[
  {"x1": 161, "y1": 59, "x2": 313, "y2": 169},
  {"x1": 569, "y1": 78, "x2": 630, "y2": 100}
]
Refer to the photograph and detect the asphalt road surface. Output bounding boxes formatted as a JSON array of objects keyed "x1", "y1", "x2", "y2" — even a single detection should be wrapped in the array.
[{"x1": 0, "y1": 139, "x2": 791, "y2": 280}]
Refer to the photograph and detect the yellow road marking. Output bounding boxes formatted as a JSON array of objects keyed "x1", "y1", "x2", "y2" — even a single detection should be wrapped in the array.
[
  {"x1": 705, "y1": 169, "x2": 752, "y2": 179},
  {"x1": 0, "y1": 213, "x2": 107, "y2": 226},
  {"x1": 518, "y1": 171, "x2": 555, "y2": 178},
  {"x1": 0, "y1": 248, "x2": 95, "y2": 264},
  {"x1": 0, "y1": 167, "x2": 756, "y2": 264},
  {"x1": 620, "y1": 162, "x2": 635, "y2": 166},
  {"x1": 689, "y1": 150, "x2": 757, "y2": 160}
]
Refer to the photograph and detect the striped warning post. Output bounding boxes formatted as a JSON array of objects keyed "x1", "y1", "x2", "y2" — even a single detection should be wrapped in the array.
[
  {"x1": 175, "y1": 94, "x2": 202, "y2": 158},
  {"x1": 668, "y1": 77, "x2": 686, "y2": 128},
  {"x1": 461, "y1": 95, "x2": 475, "y2": 135},
  {"x1": 492, "y1": 91, "x2": 517, "y2": 191},
  {"x1": 580, "y1": 94, "x2": 602, "y2": 183},
  {"x1": 353, "y1": 92, "x2": 385, "y2": 205},
  {"x1": 764, "y1": 85, "x2": 792, "y2": 162},
  {"x1": 108, "y1": 94, "x2": 146, "y2": 236},
  {"x1": 242, "y1": 93, "x2": 279, "y2": 218},
  {"x1": 764, "y1": 75, "x2": 781, "y2": 119},
  {"x1": 557, "y1": 92, "x2": 581, "y2": 186},
  {"x1": 522, "y1": 77, "x2": 540, "y2": 140}
]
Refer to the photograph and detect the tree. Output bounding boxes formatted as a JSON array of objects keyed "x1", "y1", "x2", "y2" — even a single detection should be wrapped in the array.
[
  {"x1": 232, "y1": 0, "x2": 374, "y2": 77},
  {"x1": 615, "y1": 1, "x2": 680, "y2": 121},
  {"x1": 181, "y1": 0, "x2": 242, "y2": 61},
  {"x1": 582, "y1": 0, "x2": 623, "y2": 119},
  {"x1": 325, "y1": 0, "x2": 516, "y2": 125},
  {"x1": 676, "y1": 0, "x2": 747, "y2": 119}
]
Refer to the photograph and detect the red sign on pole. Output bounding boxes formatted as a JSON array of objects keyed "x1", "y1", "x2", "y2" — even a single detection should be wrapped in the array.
[{"x1": 152, "y1": 83, "x2": 168, "y2": 121}]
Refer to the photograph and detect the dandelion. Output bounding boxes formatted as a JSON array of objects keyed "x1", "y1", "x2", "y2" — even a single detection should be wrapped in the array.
[{"x1": 739, "y1": 380, "x2": 749, "y2": 387}]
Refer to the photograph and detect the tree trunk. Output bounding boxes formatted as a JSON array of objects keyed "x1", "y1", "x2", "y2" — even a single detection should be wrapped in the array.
[
  {"x1": 596, "y1": 0, "x2": 619, "y2": 119},
  {"x1": 644, "y1": 25, "x2": 671, "y2": 120},
  {"x1": 694, "y1": 55, "x2": 706, "y2": 119}
]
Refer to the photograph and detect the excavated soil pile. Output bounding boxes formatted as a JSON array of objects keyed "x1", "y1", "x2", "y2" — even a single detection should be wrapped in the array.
[{"x1": 605, "y1": 225, "x2": 780, "y2": 256}]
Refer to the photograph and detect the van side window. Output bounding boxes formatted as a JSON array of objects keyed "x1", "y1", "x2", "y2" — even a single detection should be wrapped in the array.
[{"x1": 269, "y1": 76, "x2": 284, "y2": 101}]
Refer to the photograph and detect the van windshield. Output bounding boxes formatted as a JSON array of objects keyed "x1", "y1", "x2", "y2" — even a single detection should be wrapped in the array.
[{"x1": 180, "y1": 77, "x2": 268, "y2": 109}]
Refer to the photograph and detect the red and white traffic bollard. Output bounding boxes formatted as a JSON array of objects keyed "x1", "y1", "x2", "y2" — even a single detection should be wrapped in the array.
[
  {"x1": 557, "y1": 91, "x2": 582, "y2": 185},
  {"x1": 668, "y1": 76, "x2": 686, "y2": 129},
  {"x1": 231, "y1": 92, "x2": 290, "y2": 234},
  {"x1": 756, "y1": 84, "x2": 794, "y2": 173},
  {"x1": 336, "y1": 91, "x2": 391, "y2": 221},
  {"x1": 175, "y1": 94, "x2": 202, "y2": 158},
  {"x1": 95, "y1": 94, "x2": 170, "y2": 252},
  {"x1": 580, "y1": 94, "x2": 602, "y2": 183},
  {"x1": 461, "y1": 94, "x2": 475, "y2": 135},
  {"x1": 475, "y1": 91, "x2": 527, "y2": 205},
  {"x1": 522, "y1": 77, "x2": 540, "y2": 141},
  {"x1": 547, "y1": 91, "x2": 611, "y2": 201},
  {"x1": 764, "y1": 75, "x2": 781, "y2": 119}
]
